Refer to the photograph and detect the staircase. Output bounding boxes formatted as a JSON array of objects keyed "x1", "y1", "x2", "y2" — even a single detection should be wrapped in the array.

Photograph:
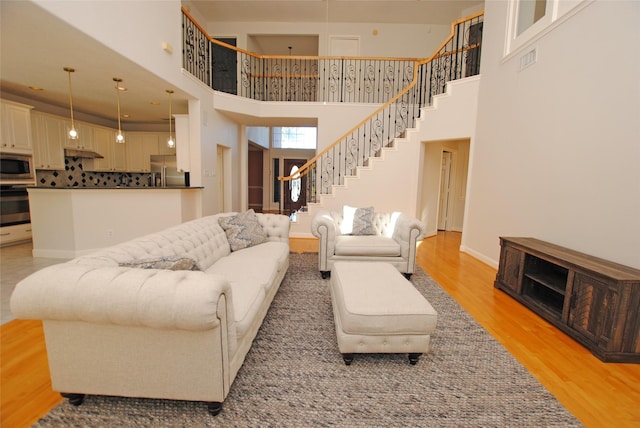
[
  {"x1": 289, "y1": 75, "x2": 481, "y2": 237},
  {"x1": 180, "y1": 9, "x2": 484, "y2": 230}
]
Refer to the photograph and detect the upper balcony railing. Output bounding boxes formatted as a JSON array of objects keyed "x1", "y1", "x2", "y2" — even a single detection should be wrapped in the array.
[
  {"x1": 181, "y1": 8, "x2": 483, "y2": 210},
  {"x1": 182, "y1": 9, "x2": 417, "y2": 104}
]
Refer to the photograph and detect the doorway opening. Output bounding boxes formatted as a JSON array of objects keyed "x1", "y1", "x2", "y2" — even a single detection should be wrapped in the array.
[{"x1": 438, "y1": 151, "x2": 453, "y2": 231}]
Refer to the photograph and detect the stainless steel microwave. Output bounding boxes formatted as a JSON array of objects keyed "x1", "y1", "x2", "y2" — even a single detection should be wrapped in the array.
[{"x1": 0, "y1": 153, "x2": 35, "y2": 183}]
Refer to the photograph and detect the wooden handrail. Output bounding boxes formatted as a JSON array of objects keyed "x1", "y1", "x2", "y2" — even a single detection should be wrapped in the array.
[{"x1": 278, "y1": 10, "x2": 484, "y2": 182}]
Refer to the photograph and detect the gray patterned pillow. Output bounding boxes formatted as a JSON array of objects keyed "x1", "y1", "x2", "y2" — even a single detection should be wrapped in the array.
[
  {"x1": 119, "y1": 257, "x2": 200, "y2": 271},
  {"x1": 352, "y1": 206, "x2": 377, "y2": 235},
  {"x1": 218, "y1": 209, "x2": 267, "y2": 251}
]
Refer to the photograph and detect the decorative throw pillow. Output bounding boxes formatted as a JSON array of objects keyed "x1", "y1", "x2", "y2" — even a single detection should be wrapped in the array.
[
  {"x1": 119, "y1": 257, "x2": 201, "y2": 271},
  {"x1": 218, "y1": 209, "x2": 267, "y2": 251},
  {"x1": 352, "y1": 206, "x2": 377, "y2": 235},
  {"x1": 340, "y1": 205, "x2": 357, "y2": 234},
  {"x1": 340, "y1": 205, "x2": 376, "y2": 235}
]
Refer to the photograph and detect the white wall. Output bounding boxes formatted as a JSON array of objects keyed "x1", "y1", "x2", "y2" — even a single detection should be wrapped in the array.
[
  {"x1": 464, "y1": 0, "x2": 640, "y2": 269},
  {"x1": 206, "y1": 20, "x2": 451, "y2": 58}
]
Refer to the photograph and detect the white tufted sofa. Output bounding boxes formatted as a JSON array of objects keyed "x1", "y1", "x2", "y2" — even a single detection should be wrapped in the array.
[
  {"x1": 311, "y1": 209, "x2": 426, "y2": 279},
  {"x1": 10, "y1": 212, "x2": 290, "y2": 416}
]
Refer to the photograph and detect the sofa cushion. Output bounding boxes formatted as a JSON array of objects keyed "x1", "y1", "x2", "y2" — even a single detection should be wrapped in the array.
[
  {"x1": 334, "y1": 235, "x2": 401, "y2": 256},
  {"x1": 218, "y1": 209, "x2": 267, "y2": 251},
  {"x1": 206, "y1": 242, "x2": 288, "y2": 294}
]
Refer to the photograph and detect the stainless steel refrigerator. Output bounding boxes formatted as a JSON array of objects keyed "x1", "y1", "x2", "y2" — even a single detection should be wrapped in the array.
[{"x1": 150, "y1": 155, "x2": 185, "y2": 187}]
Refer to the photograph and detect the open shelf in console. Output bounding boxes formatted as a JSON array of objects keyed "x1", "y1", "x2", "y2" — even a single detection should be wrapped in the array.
[{"x1": 521, "y1": 254, "x2": 568, "y2": 316}]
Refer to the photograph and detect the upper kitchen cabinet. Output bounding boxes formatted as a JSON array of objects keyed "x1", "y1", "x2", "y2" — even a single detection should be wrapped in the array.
[
  {"x1": 1, "y1": 100, "x2": 33, "y2": 154},
  {"x1": 32, "y1": 112, "x2": 65, "y2": 170},
  {"x1": 63, "y1": 121, "x2": 95, "y2": 151},
  {"x1": 174, "y1": 114, "x2": 190, "y2": 172},
  {"x1": 126, "y1": 133, "x2": 158, "y2": 172},
  {"x1": 156, "y1": 134, "x2": 176, "y2": 155},
  {"x1": 88, "y1": 127, "x2": 126, "y2": 172}
]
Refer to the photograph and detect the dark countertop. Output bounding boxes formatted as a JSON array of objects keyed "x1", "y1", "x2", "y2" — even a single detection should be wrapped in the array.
[{"x1": 28, "y1": 186, "x2": 203, "y2": 190}]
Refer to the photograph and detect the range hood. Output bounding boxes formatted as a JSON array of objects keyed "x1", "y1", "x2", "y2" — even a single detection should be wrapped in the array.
[{"x1": 64, "y1": 148, "x2": 104, "y2": 159}]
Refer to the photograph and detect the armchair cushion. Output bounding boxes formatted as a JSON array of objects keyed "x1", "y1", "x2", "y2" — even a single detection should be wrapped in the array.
[{"x1": 334, "y1": 236, "x2": 401, "y2": 256}]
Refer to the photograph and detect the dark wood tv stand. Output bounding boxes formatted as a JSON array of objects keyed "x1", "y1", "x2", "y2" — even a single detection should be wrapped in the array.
[{"x1": 494, "y1": 237, "x2": 640, "y2": 363}]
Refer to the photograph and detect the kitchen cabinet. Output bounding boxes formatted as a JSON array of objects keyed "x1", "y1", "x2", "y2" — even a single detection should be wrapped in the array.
[
  {"x1": 88, "y1": 127, "x2": 126, "y2": 172},
  {"x1": 0, "y1": 223, "x2": 32, "y2": 246},
  {"x1": 174, "y1": 114, "x2": 190, "y2": 172},
  {"x1": 1, "y1": 100, "x2": 33, "y2": 154},
  {"x1": 32, "y1": 112, "x2": 66, "y2": 170},
  {"x1": 125, "y1": 133, "x2": 158, "y2": 172},
  {"x1": 156, "y1": 133, "x2": 177, "y2": 155},
  {"x1": 63, "y1": 122, "x2": 95, "y2": 151},
  {"x1": 494, "y1": 237, "x2": 640, "y2": 363}
]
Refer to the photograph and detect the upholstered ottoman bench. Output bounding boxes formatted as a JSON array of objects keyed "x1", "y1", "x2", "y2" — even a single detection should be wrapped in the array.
[{"x1": 329, "y1": 261, "x2": 438, "y2": 365}]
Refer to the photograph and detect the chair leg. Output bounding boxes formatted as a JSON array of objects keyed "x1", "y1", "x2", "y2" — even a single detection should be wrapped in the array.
[
  {"x1": 408, "y1": 353, "x2": 422, "y2": 365},
  {"x1": 207, "y1": 401, "x2": 222, "y2": 416},
  {"x1": 61, "y1": 393, "x2": 85, "y2": 406}
]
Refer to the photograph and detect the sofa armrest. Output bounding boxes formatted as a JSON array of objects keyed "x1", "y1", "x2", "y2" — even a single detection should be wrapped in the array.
[
  {"x1": 257, "y1": 213, "x2": 291, "y2": 243},
  {"x1": 311, "y1": 210, "x2": 339, "y2": 272},
  {"x1": 10, "y1": 263, "x2": 235, "y2": 333},
  {"x1": 391, "y1": 213, "x2": 427, "y2": 271}
]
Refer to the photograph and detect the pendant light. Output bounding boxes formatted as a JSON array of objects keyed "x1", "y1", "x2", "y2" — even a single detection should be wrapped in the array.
[
  {"x1": 113, "y1": 77, "x2": 125, "y2": 144},
  {"x1": 166, "y1": 89, "x2": 175, "y2": 148},
  {"x1": 63, "y1": 67, "x2": 79, "y2": 140}
]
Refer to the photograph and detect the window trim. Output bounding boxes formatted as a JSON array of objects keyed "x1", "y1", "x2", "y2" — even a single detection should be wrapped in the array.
[{"x1": 503, "y1": 0, "x2": 593, "y2": 60}]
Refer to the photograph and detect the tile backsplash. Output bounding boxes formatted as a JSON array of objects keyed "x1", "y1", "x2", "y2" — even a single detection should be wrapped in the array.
[{"x1": 36, "y1": 157, "x2": 153, "y2": 188}]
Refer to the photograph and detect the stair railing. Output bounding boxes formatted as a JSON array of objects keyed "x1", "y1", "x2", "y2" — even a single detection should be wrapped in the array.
[{"x1": 279, "y1": 11, "x2": 484, "y2": 203}]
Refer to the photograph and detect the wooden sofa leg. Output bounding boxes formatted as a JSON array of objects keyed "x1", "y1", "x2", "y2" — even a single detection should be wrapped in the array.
[
  {"x1": 321, "y1": 271, "x2": 330, "y2": 279},
  {"x1": 342, "y1": 353, "x2": 354, "y2": 365},
  {"x1": 61, "y1": 393, "x2": 85, "y2": 406},
  {"x1": 403, "y1": 273, "x2": 412, "y2": 280},
  {"x1": 207, "y1": 401, "x2": 222, "y2": 416},
  {"x1": 408, "y1": 353, "x2": 422, "y2": 365}
]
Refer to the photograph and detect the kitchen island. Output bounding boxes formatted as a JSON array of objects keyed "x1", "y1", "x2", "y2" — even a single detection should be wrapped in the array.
[{"x1": 28, "y1": 187, "x2": 203, "y2": 258}]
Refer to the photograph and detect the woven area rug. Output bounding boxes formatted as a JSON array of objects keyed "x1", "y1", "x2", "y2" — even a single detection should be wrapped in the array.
[{"x1": 35, "y1": 253, "x2": 581, "y2": 427}]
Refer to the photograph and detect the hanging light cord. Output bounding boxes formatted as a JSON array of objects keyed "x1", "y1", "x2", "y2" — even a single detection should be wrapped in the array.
[
  {"x1": 116, "y1": 82, "x2": 122, "y2": 133},
  {"x1": 67, "y1": 70, "x2": 75, "y2": 128},
  {"x1": 168, "y1": 91, "x2": 172, "y2": 137}
]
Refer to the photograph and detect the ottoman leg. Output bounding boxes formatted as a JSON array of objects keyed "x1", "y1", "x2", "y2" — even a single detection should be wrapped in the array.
[
  {"x1": 408, "y1": 353, "x2": 422, "y2": 365},
  {"x1": 342, "y1": 353, "x2": 354, "y2": 365}
]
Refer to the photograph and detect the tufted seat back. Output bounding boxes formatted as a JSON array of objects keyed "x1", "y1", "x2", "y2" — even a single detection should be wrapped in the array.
[
  {"x1": 330, "y1": 211, "x2": 396, "y2": 237},
  {"x1": 71, "y1": 213, "x2": 290, "y2": 272}
]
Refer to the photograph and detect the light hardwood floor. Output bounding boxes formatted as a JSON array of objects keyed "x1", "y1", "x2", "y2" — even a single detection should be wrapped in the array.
[{"x1": 2, "y1": 232, "x2": 639, "y2": 427}]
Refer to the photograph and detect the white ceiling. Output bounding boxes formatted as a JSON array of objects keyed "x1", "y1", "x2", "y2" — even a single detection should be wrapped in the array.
[
  {"x1": 0, "y1": 1, "x2": 482, "y2": 126},
  {"x1": 188, "y1": 0, "x2": 482, "y2": 25}
]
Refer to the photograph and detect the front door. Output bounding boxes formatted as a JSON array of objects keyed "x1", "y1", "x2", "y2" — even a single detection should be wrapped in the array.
[
  {"x1": 283, "y1": 159, "x2": 307, "y2": 216},
  {"x1": 248, "y1": 148, "x2": 263, "y2": 212}
]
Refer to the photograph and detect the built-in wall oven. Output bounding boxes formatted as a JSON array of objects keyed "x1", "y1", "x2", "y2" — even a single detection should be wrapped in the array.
[
  {"x1": 0, "y1": 185, "x2": 30, "y2": 227},
  {"x1": 0, "y1": 153, "x2": 34, "y2": 227}
]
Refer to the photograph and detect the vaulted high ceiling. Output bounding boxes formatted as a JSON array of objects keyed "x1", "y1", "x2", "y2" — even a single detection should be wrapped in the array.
[{"x1": 0, "y1": 1, "x2": 482, "y2": 125}]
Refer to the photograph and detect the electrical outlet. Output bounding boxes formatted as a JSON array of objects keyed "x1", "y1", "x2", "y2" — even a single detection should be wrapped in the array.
[{"x1": 106, "y1": 229, "x2": 114, "y2": 237}]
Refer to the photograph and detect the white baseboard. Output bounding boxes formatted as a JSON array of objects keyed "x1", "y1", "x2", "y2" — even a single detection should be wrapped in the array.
[{"x1": 459, "y1": 245, "x2": 499, "y2": 269}]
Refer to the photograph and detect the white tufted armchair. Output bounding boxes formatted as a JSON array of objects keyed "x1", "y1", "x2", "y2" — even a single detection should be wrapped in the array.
[{"x1": 311, "y1": 209, "x2": 426, "y2": 279}]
